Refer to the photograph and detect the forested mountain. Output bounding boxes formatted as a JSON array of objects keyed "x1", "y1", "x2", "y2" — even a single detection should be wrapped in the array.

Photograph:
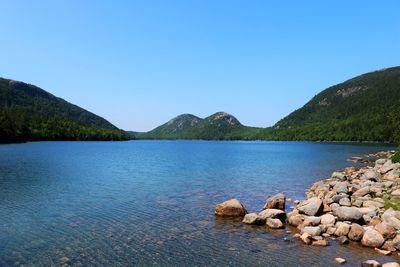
[
  {"x1": 263, "y1": 67, "x2": 400, "y2": 143},
  {"x1": 139, "y1": 112, "x2": 262, "y2": 140},
  {"x1": 0, "y1": 78, "x2": 130, "y2": 143}
]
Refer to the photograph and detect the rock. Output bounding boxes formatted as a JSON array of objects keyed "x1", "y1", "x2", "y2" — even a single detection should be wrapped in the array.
[
  {"x1": 385, "y1": 170, "x2": 400, "y2": 180},
  {"x1": 263, "y1": 193, "x2": 286, "y2": 210},
  {"x1": 333, "y1": 182, "x2": 348, "y2": 194},
  {"x1": 334, "y1": 222, "x2": 350, "y2": 236},
  {"x1": 326, "y1": 226, "x2": 336, "y2": 235},
  {"x1": 321, "y1": 214, "x2": 336, "y2": 225},
  {"x1": 362, "y1": 170, "x2": 381, "y2": 182},
  {"x1": 382, "y1": 263, "x2": 400, "y2": 267},
  {"x1": 335, "y1": 207, "x2": 363, "y2": 222},
  {"x1": 332, "y1": 171, "x2": 346, "y2": 180},
  {"x1": 376, "y1": 158, "x2": 388, "y2": 165},
  {"x1": 363, "y1": 200, "x2": 384, "y2": 209},
  {"x1": 303, "y1": 216, "x2": 321, "y2": 226},
  {"x1": 300, "y1": 233, "x2": 312, "y2": 245},
  {"x1": 242, "y1": 213, "x2": 264, "y2": 225},
  {"x1": 335, "y1": 258, "x2": 346, "y2": 264},
  {"x1": 381, "y1": 241, "x2": 397, "y2": 252},
  {"x1": 258, "y1": 209, "x2": 286, "y2": 222},
  {"x1": 336, "y1": 236, "x2": 349, "y2": 244},
  {"x1": 297, "y1": 197, "x2": 323, "y2": 216},
  {"x1": 312, "y1": 239, "x2": 328, "y2": 246},
  {"x1": 332, "y1": 194, "x2": 349, "y2": 203},
  {"x1": 288, "y1": 213, "x2": 304, "y2": 226},
  {"x1": 339, "y1": 197, "x2": 351, "y2": 207},
  {"x1": 383, "y1": 216, "x2": 400, "y2": 230},
  {"x1": 391, "y1": 189, "x2": 400, "y2": 197},
  {"x1": 348, "y1": 223, "x2": 365, "y2": 241},
  {"x1": 361, "y1": 229, "x2": 385, "y2": 248},
  {"x1": 60, "y1": 257, "x2": 70, "y2": 265},
  {"x1": 215, "y1": 199, "x2": 247, "y2": 217},
  {"x1": 374, "y1": 222, "x2": 397, "y2": 239},
  {"x1": 358, "y1": 207, "x2": 378, "y2": 217},
  {"x1": 353, "y1": 186, "x2": 371, "y2": 197},
  {"x1": 266, "y1": 218, "x2": 284, "y2": 229},
  {"x1": 361, "y1": 260, "x2": 381, "y2": 267},
  {"x1": 330, "y1": 203, "x2": 340, "y2": 213},
  {"x1": 369, "y1": 216, "x2": 382, "y2": 226},
  {"x1": 374, "y1": 248, "x2": 391, "y2": 255},
  {"x1": 302, "y1": 226, "x2": 322, "y2": 237}
]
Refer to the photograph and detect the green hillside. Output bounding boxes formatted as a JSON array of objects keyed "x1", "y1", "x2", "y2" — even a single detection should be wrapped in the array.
[
  {"x1": 263, "y1": 67, "x2": 400, "y2": 143},
  {"x1": 0, "y1": 78, "x2": 130, "y2": 143},
  {"x1": 139, "y1": 112, "x2": 262, "y2": 140}
]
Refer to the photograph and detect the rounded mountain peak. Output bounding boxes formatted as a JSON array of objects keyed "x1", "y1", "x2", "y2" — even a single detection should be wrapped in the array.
[{"x1": 207, "y1": 112, "x2": 241, "y2": 126}]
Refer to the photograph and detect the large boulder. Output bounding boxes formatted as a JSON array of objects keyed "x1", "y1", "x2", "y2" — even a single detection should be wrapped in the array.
[
  {"x1": 374, "y1": 222, "x2": 397, "y2": 239},
  {"x1": 335, "y1": 207, "x2": 362, "y2": 222},
  {"x1": 215, "y1": 199, "x2": 247, "y2": 217},
  {"x1": 348, "y1": 223, "x2": 365, "y2": 241},
  {"x1": 297, "y1": 197, "x2": 323, "y2": 216},
  {"x1": 263, "y1": 193, "x2": 286, "y2": 210},
  {"x1": 242, "y1": 213, "x2": 264, "y2": 225},
  {"x1": 361, "y1": 170, "x2": 381, "y2": 182},
  {"x1": 258, "y1": 209, "x2": 286, "y2": 222},
  {"x1": 361, "y1": 229, "x2": 385, "y2": 248}
]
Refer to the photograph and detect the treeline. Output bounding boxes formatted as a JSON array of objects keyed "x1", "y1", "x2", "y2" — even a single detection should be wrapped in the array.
[{"x1": 0, "y1": 108, "x2": 130, "y2": 143}]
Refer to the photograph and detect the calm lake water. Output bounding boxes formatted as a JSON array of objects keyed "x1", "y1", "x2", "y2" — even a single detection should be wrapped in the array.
[{"x1": 0, "y1": 141, "x2": 399, "y2": 266}]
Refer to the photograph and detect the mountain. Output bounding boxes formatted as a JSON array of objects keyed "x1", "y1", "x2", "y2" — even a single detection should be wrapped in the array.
[
  {"x1": 139, "y1": 112, "x2": 262, "y2": 140},
  {"x1": 264, "y1": 67, "x2": 400, "y2": 143},
  {"x1": 0, "y1": 78, "x2": 130, "y2": 143}
]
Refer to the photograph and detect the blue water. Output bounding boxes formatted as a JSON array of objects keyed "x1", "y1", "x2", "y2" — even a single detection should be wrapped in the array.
[{"x1": 0, "y1": 141, "x2": 398, "y2": 266}]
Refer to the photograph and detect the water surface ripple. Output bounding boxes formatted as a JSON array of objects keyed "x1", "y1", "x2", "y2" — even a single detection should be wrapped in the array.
[{"x1": 0, "y1": 141, "x2": 398, "y2": 266}]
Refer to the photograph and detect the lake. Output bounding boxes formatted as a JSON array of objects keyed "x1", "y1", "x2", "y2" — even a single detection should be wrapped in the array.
[{"x1": 0, "y1": 141, "x2": 398, "y2": 266}]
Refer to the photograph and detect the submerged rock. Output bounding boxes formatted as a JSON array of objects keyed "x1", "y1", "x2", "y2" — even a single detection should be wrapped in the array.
[
  {"x1": 266, "y1": 218, "x2": 284, "y2": 229},
  {"x1": 242, "y1": 213, "x2": 264, "y2": 225},
  {"x1": 215, "y1": 199, "x2": 247, "y2": 217},
  {"x1": 361, "y1": 260, "x2": 381, "y2": 267}
]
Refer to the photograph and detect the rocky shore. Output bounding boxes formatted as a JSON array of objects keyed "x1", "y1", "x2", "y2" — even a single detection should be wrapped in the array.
[{"x1": 215, "y1": 151, "x2": 400, "y2": 266}]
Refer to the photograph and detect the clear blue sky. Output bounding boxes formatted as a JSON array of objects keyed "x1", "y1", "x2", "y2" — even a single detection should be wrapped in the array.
[{"x1": 1, "y1": 1, "x2": 399, "y2": 131}]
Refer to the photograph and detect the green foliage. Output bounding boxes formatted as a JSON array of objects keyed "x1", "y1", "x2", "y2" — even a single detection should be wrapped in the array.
[
  {"x1": 392, "y1": 150, "x2": 400, "y2": 163},
  {"x1": 0, "y1": 78, "x2": 130, "y2": 143},
  {"x1": 264, "y1": 67, "x2": 400, "y2": 143},
  {"x1": 140, "y1": 112, "x2": 263, "y2": 140}
]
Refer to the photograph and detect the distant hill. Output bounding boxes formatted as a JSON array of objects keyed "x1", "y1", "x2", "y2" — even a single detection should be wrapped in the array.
[
  {"x1": 0, "y1": 78, "x2": 130, "y2": 143},
  {"x1": 139, "y1": 112, "x2": 262, "y2": 140},
  {"x1": 264, "y1": 67, "x2": 400, "y2": 143}
]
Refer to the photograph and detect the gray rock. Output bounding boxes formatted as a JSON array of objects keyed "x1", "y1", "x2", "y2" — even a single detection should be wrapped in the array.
[
  {"x1": 361, "y1": 170, "x2": 381, "y2": 182},
  {"x1": 353, "y1": 186, "x2": 371, "y2": 197},
  {"x1": 337, "y1": 236, "x2": 349, "y2": 245},
  {"x1": 339, "y1": 197, "x2": 351, "y2": 207},
  {"x1": 297, "y1": 197, "x2": 323, "y2": 216},
  {"x1": 335, "y1": 207, "x2": 362, "y2": 222},
  {"x1": 333, "y1": 182, "x2": 348, "y2": 194},
  {"x1": 301, "y1": 226, "x2": 322, "y2": 237}
]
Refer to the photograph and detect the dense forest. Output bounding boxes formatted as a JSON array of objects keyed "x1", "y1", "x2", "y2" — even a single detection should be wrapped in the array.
[{"x1": 0, "y1": 78, "x2": 130, "y2": 143}]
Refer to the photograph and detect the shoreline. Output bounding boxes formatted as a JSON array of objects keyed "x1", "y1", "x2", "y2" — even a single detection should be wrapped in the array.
[{"x1": 215, "y1": 150, "x2": 400, "y2": 266}]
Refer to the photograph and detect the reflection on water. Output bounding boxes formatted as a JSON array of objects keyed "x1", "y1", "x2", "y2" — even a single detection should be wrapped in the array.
[{"x1": 0, "y1": 141, "x2": 398, "y2": 266}]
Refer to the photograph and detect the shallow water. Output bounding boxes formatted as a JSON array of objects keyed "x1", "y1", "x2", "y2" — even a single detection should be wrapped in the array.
[{"x1": 0, "y1": 141, "x2": 398, "y2": 266}]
